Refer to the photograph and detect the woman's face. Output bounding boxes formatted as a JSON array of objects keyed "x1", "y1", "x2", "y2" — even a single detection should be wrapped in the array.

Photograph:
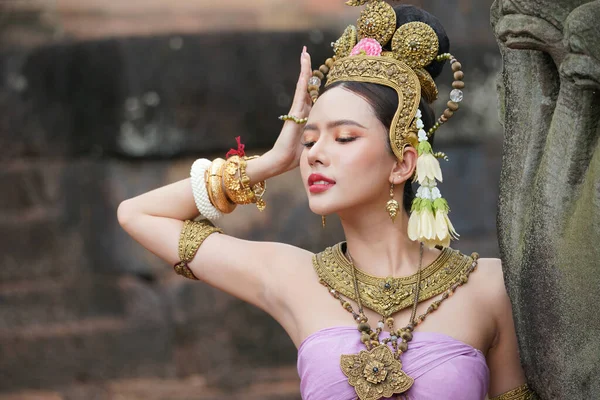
[{"x1": 299, "y1": 86, "x2": 399, "y2": 217}]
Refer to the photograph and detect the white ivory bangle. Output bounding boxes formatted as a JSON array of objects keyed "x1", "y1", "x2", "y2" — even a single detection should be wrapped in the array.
[{"x1": 190, "y1": 158, "x2": 223, "y2": 221}]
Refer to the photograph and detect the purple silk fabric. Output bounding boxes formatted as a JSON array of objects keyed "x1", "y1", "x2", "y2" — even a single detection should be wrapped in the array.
[{"x1": 297, "y1": 326, "x2": 489, "y2": 400}]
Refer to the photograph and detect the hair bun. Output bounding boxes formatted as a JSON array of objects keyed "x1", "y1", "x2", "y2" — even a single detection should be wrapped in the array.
[{"x1": 391, "y1": 5, "x2": 450, "y2": 80}]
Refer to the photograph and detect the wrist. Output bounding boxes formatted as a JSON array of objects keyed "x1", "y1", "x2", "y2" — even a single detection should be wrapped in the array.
[{"x1": 246, "y1": 150, "x2": 286, "y2": 183}]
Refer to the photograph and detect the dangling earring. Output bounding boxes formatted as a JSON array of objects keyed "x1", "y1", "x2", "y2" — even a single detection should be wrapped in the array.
[
  {"x1": 322, "y1": 215, "x2": 327, "y2": 229},
  {"x1": 386, "y1": 183, "x2": 400, "y2": 222}
]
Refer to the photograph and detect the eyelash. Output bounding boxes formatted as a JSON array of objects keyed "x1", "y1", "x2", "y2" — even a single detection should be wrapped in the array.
[{"x1": 301, "y1": 137, "x2": 357, "y2": 148}]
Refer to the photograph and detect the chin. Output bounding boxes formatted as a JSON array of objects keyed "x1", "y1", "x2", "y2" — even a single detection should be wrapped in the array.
[
  {"x1": 308, "y1": 201, "x2": 334, "y2": 216},
  {"x1": 307, "y1": 194, "x2": 340, "y2": 216}
]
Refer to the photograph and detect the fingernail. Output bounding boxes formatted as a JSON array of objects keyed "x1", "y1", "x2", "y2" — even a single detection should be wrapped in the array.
[{"x1": 303, "y1": 45, "x2": 307, "y2": 54}]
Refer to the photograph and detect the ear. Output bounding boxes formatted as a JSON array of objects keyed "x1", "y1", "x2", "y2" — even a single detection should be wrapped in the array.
[{"x1": 388, "y1": 146, "x2": 418, "y2": 185}]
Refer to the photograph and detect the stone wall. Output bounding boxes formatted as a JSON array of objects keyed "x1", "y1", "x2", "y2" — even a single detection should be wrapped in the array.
[{"x1": 0, "y1": 1, "x2": 501, "y2": 398}]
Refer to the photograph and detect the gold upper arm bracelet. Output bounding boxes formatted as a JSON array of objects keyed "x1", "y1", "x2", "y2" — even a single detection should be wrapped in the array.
[
  {"x1": 173, "y1": 219, "x2": 223, "y2": 280},
  {"x1": 490, "y1": 384, "x2": 538, "y2": 400}
]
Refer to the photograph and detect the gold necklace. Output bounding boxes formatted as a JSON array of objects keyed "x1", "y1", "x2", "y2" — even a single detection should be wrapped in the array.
[
  {"x1": 319, "y1": 245, "x2": 481, "y2": 400},
  {"x1": 313, "y1": 242, "x2": 473, "y2": 318}
]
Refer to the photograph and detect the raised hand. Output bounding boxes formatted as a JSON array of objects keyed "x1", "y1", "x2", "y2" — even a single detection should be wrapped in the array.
[{"x1": 271, "y1": 46, "x2": 313, "y2": 172}]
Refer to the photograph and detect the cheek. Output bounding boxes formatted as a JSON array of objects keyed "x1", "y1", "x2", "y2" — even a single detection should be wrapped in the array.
[
  {"x1": 340, "y1": 141, "x2": 391, "y2": 175},
  {"x1": 299, "y1": 149, "x2": 310, "y2": 182},
  {"x1": 335, "y1": 142, "x2": 393, "y2": 195}
]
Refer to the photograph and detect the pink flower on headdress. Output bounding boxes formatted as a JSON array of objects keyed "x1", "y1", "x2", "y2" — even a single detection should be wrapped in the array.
[{"x1": 350, "y1": 38, "x2": 382, "y2": 57}]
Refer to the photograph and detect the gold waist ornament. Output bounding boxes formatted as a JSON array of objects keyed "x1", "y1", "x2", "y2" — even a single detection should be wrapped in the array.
[{"x1": 313, "y1": 242, "x2": 474, "y2": 318}]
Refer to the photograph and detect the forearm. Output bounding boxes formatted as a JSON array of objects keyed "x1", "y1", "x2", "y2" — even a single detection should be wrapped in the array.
[
  {"x1": 119, "y1": 178, "x2": 198, "y2": 223},
  {"x1": 245, "y1": 149, "x2": 287, "y2": 185},
  {"x1": 118, "y1": 150, "x2": 284, "y2": 222}
]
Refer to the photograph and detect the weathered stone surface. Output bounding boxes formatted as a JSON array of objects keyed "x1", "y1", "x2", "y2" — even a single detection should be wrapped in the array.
[
  {"x1": 493, "y1": 0, "x2": 600, "y2": 398},
  {"x1": 0, "y1": 391, "x2": 63, "y2": 400},
  {"x1": 0, "y1": 32, "x2": 335, "y2": 159},
  {"x1": 0, "y1": 368, "x2": 301, "y2": 400},
  {"x1": 0, "y1": 276, "x2": 173, "y2": 391},
  {"x1": 0, "y1": 162, "x2": 62, "y2": 215},
  {"x1": 0, "y1": 219, "x2": 81, "y2": 282},
  {"x1": 0, "y1": 316, "x2": 172, "y2": 391},
  {"x1": 0, "y1": 278, "x2": 124, "y2": 329}
]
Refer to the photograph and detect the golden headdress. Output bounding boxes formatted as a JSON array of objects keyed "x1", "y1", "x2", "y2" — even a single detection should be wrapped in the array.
[{"x1": 308, "y1": 0, "x2": 465, "y2": 248}]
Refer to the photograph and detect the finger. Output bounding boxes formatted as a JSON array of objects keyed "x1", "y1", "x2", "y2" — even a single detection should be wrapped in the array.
[
  {"x1": 289, "y1": 47, "x2": 312, "y2": 115},
  {"x1": 301, "y1": 50, "x2": 314, "y2": 107},
  {"x1": 302, "y1": 47, "x2": 312, "y2": 79}
]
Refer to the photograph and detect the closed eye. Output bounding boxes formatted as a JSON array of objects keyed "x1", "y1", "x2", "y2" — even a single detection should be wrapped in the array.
[{"x1": 337, "y1": 137, "x2": 357, "y2": 143}]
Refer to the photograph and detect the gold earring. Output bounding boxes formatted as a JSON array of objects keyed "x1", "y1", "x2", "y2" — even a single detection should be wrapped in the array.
[
  {"x1": 386, "y1": 183, "x2": 400, "y2": 222},
  {"x1": 322, "y1": 215, "x2": 327, "y2": 228}
]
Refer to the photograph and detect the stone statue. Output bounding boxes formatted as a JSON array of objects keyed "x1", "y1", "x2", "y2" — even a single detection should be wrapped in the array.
[{"x1": 492, "y1": 0, "x2": 600, "y2": 398}]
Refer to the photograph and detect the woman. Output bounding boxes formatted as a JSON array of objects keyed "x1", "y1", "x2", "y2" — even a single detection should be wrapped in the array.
[{"x1": 118, "y1": 3, "x2": 536, "y2": 399}]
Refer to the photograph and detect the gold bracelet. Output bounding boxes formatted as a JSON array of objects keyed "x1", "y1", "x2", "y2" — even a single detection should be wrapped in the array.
[
  {"x1": 490, "y1": 384, "x2": 538, "y2": 400},
  {"x1": 223, "y1": 156, "x2": 254, "y2": 204},
  {"x1": 174, "y1": 219, "x2": 223, "y2": 280},
  {"x1": 222, "y1": 156, "x2": 267, "y2": 211},
  {"x1": 239, "y1": 155, "x2": 268, "y2": 211},
  {"x1": 205, "y1": 158, "x2": 237, "y2": 214},
  {"x1": 222, "y1": 155, "x2": 267, "y2": 211},
  {"x1": 279, "y1": 114, "x2": 308, "y2": 124},
  {"x1": 252, "y1": 180, "x2": 267, "y2": 212}
]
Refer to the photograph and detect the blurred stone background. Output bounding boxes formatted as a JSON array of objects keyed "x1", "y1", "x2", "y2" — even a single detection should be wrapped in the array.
[{"x1": 0, "y1": 0, "x2": 501, "y2": 398}]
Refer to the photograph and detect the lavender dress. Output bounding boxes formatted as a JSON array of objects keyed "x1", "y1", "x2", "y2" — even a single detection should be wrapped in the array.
[{"x1": 297, "y1": 326, "x2": 489, "y2": 400}]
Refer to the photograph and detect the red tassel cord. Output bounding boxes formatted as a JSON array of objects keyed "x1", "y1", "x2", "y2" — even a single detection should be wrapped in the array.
[{"x1": 225, "y1": 136, "x2": 246, "y2": 159}]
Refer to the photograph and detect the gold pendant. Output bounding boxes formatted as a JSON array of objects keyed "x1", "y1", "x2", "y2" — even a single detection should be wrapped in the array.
[
  {"x1": 341, "y1": 345, "x2": 414, "y2": 400},
  {"x1": 386, "y1": 198, "x2": 399, "y2": 222}
]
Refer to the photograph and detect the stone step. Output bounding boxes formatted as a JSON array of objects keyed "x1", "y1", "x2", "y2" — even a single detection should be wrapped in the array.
[
  {"x1": 99, "y1": 368, "x2": 301, "y2": 400},
  {"x1": 0, "y1": 277, "x2": 126, "y2": 330},
  {"x1": 0, "y1": 367, "x2": 301, "y2": 400},
  {"x1": 0, "y1": 391, "x2": 63, "y2": 400},
  {"x1": 0, "y1": 315, "x2": 172, "y2": 392}
]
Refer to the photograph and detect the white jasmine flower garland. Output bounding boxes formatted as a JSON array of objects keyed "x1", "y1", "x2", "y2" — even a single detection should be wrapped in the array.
[{"x1": 408, "y1": 110, "x2": 459, "y2": 248}]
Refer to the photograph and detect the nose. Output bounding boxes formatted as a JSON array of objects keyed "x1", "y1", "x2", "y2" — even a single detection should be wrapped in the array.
[{"x1": 306, "y1": 137, "x2": 330, "y2": 167}]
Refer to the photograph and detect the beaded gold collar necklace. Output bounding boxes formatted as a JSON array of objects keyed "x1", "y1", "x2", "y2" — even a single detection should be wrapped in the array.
[
  {"x1": 316, "y1": 243, "x2": 480, "y2": 400},
  {"x1": 313, "y1": 242, "x2": 474, "y2": 318}
]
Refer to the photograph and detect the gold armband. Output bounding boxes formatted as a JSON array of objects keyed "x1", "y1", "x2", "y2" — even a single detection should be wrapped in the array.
[
  {"x1": 491, "y1": 384, "x2": 538, "y2": 400},
  {"x1": 222, "y1": 155, "x2": 267, "y2": 211},
  {"x1": 173, "y1": 219, "x2": 223, "y2": 280}
]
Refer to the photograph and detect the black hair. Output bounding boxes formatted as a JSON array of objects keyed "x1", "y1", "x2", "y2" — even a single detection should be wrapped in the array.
[{"x1": 321, "y1": 5, "x2": 449, "y2": 213}]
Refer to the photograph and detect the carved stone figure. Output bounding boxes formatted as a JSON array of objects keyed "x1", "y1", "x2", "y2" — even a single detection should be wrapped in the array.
[{"x1": 493, "y1": 0, "x2": 600, "y2": 398}]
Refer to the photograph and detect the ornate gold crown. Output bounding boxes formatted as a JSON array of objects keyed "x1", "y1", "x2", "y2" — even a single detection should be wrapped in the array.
[
  {"x1": 308, "y1": 0, "x2": 466, "y2": 249},
  {"x1": 308, "y1": 0, "x2": 464, "y2": 162}
]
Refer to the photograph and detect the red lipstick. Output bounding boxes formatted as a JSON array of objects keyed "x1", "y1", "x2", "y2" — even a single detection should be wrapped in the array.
[{"x1": 308, "y1": 173, "x2": 336, "y2": 194}]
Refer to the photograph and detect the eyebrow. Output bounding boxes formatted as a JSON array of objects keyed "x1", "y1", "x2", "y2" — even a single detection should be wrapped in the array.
[{"x1": 304, "y1": 119, "x2": 368, "y2": 132}]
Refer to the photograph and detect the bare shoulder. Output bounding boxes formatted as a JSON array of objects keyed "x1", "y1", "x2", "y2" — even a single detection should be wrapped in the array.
[
  {"x1": 469, "y1": 257, "x2": 509, "y2": 310},
  {"x1": 473, "y1": 257, "x2": 504, "y2": 284},
  {"x1": 478, "y1": 257, "x2": 527, "y2": 392}
]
